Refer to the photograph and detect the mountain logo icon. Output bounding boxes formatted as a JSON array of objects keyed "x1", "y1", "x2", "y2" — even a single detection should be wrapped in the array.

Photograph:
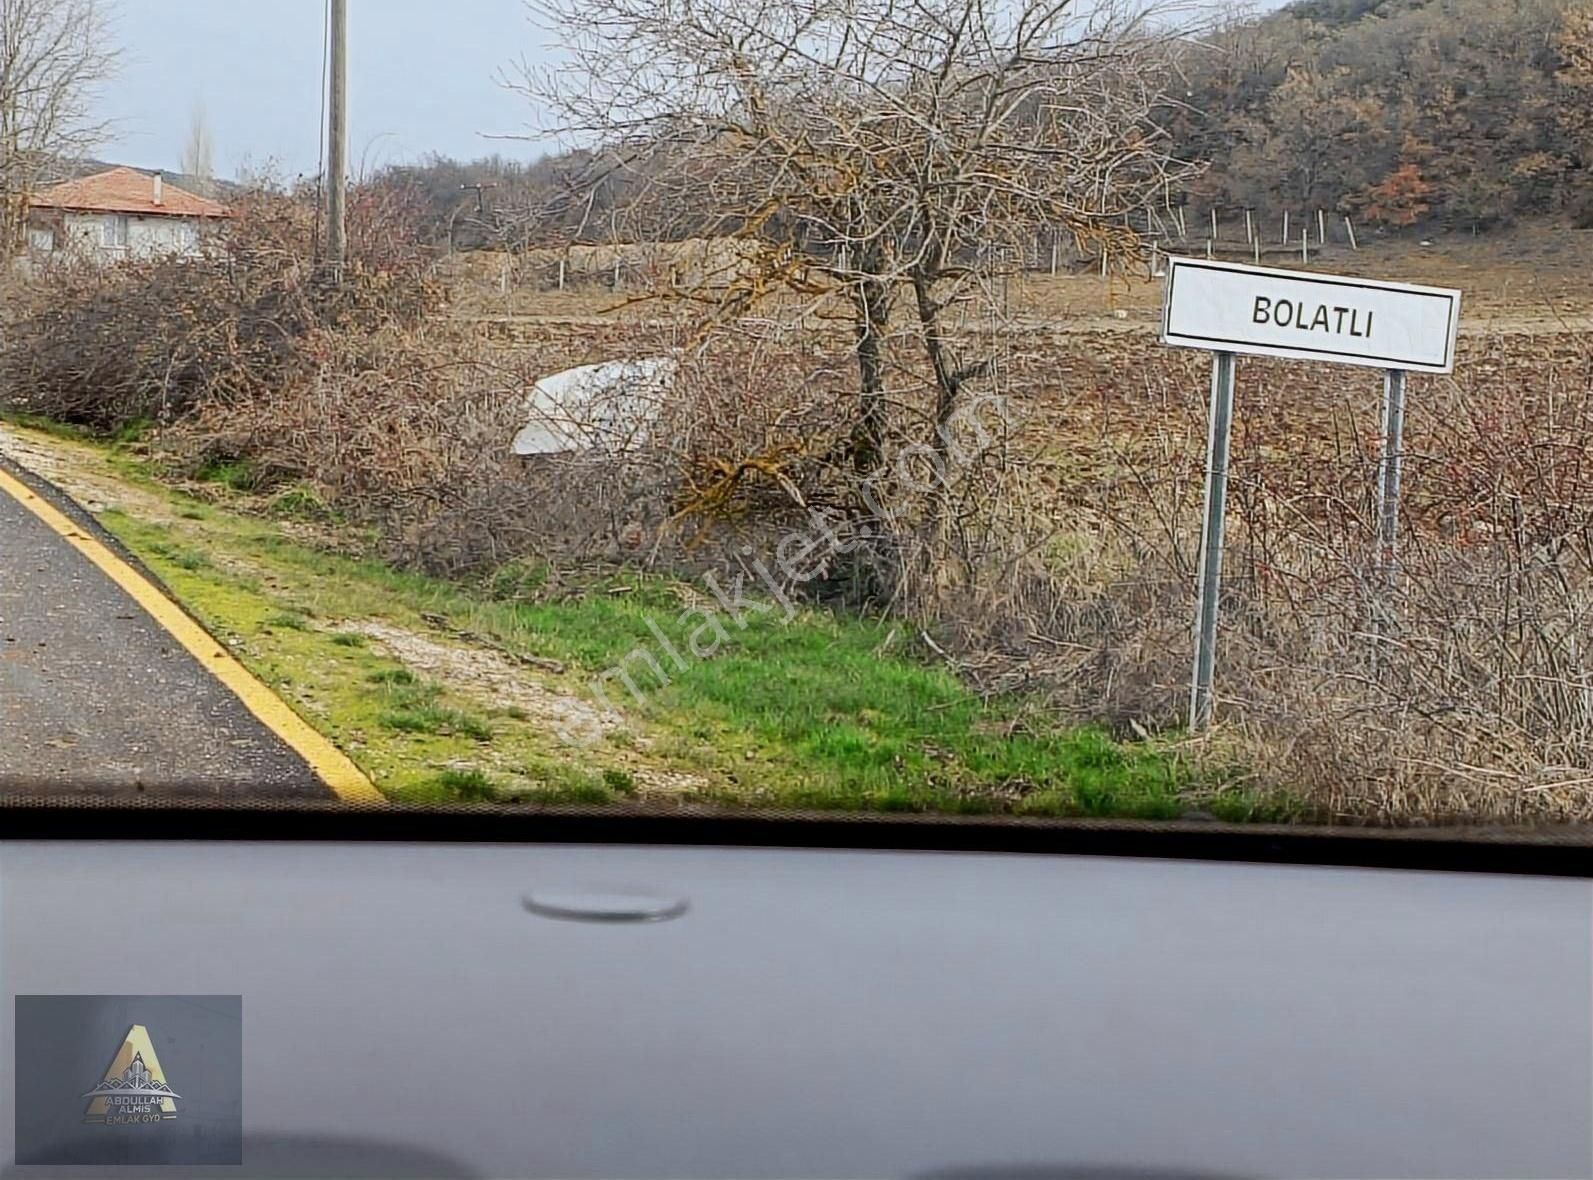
[{"x1": 81, "y1": 1025, "x2": 181, "y2": 1124}]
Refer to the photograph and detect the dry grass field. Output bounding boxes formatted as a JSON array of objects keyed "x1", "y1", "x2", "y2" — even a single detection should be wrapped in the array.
[
  {"x1": 443, "y1": 220, "x2": 1593, "y2": 331},
  {"x1": 438, "y1": 226, "x2": 1593, "y2": 509}
]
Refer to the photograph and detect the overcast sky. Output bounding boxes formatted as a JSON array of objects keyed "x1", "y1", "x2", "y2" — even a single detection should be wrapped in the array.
[
  {"x1": 94, "y1": 1, "x2": 552, "y2": 181},
  {"x1": 95, "y1": 0, "x2": 1280, "y2": 183}
]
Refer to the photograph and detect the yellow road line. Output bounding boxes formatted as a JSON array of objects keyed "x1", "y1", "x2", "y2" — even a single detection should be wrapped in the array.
[{"x1": 0, "y1": 465, "x2": 383, "y2": 804}]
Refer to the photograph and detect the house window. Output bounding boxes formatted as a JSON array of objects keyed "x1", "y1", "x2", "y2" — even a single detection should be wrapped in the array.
[{"x1": 101, "y1": 214, "x2": 129, "y2": 248}]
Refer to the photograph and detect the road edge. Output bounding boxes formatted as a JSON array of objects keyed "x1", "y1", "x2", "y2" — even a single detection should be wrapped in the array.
[{"x1": 0, "y1": 453, "x2": 383, "y2": 805}]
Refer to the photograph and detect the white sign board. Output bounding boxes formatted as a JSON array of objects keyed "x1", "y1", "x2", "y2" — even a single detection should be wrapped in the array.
[{"x1": 1161, "y1": 256, "x2": 1461, "y2": 374}]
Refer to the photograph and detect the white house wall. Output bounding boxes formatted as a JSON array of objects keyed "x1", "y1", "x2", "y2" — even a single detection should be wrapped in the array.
[{"x1": 59, "y1": 211, "x2": 207, "y2": 261}]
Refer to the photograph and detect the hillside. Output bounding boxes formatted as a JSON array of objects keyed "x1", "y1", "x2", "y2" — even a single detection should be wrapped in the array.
[
  {"x1": 377, "y1": 0, "x2": 1593, "y2": 245},
  {"x1": 1171, "y1": 0, "x2": 1592, "y2": 230}
]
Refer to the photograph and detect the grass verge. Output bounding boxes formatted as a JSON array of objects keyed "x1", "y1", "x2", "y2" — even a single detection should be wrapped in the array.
[{"x1": 4, "y1": 420, "x2": 1290, "y2": 818}]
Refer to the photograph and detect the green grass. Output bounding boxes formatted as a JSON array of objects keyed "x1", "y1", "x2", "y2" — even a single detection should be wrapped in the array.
[
  {"x1": 510, "y1": 781, "x2": 615, "y2": 806},
  {"x1": 366, "y1": 678, "x2": 491, "y2": 742},
  {"x1": 11, "y1": 421, "x2": 1286, "y2": 818},
  {"x1": 425, "y1": 762, "x2": 646, "y2": 807},
  {"x1": 602, "y1": 767, "x2": 636, "y2": 794},
  {"x1": 510, "y1": 758, "x2": 620, "y2": 806},
  {"x1": 0, "y1": 409, "x2": 92, "y2": 441},
  {"x1": 195, "y1": 457, "x2": 260, "y2": 492},
  {"x1": 267, "y1": 482, "x2": 338, "y2": 522},
  {"x1": 469, "y1": 588, "x2": 1205, "y2": 814},
  {"x1": 428, "y1": 768, "x2": 499, "y2": 802},
  {"x1": 481, "y1": 556, "x2": 551, "y2": 602},
  {"x1": 111, "y1": 418, "x2": 155, "y2": 446},
  {"x1": 380, "y1": 703, "x2": 493, "y2": 742}
]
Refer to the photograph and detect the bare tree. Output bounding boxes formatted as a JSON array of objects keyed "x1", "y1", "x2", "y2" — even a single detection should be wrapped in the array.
[
  {"x1": 521, "y1": 2, "x2": 1191, "y2": 421},
  {"x1": 180, "y1": 100, "x2": 215, "y2": 188},
  {"x1": 514, "y1": 0, "x2": 1196, "y2": 598},
  {"x1": 0, "y1": 0, "x2": 117, "y2": 256}
]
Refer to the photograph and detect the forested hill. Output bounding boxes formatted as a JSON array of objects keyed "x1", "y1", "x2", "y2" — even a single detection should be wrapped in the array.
[
  {"x1": 373, "y1": 0, "x2": 1593, "y2": 245},
  {"x1": 1172, "y1": 0, "x2": 1593, "y2": 229}
]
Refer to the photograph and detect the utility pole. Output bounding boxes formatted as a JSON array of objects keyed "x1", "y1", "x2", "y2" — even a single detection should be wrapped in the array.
[{"x1": 326, "y1": 0, "x2": 348, "y2": 283}]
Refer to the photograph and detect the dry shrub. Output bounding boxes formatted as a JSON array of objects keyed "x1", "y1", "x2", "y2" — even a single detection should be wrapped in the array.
[
  {"x1": 165, "y1": 314, "x2": 695, "y2": 576},
  {"x1": 600, "y1": 320, "x2": 1039, "y2": 607},
  {"x1": 0, "y1": 183, "x2": 443, "y2": 432},
  {"x1": 972, "y1": 332, "x2": 1593, "y2": 823},
  {"x1": 402, "y1": 326, "x2": 859, "y2": 579},
  {"x1": 609, "y1": 319, "x2": 1590, "y2": 823},
  {"x1": 171, "y1": 328, "x2": 522, "y2": 510}
]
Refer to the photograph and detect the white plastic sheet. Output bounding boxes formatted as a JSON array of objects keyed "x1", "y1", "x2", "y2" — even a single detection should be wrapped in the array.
[{"x1": 510, "y1": 356, "x2": 679, "y2": 456}]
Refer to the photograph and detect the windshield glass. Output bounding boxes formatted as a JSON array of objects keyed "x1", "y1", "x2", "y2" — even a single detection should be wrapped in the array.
[{"x1": 1, "y1": 0, "x2": 1588, "y2": 828}]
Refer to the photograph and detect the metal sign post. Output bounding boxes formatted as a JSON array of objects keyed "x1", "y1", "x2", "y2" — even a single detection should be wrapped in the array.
[
  {"x1": 1160, "y1": 256, "x2": 1461, "y2": 732},
  {"x1": 1377, "y1": 368, "x2": 1408, "y2": 585},
  {"x1": 1190, "y1": 351, "x2": 1236, "y2": 731}
]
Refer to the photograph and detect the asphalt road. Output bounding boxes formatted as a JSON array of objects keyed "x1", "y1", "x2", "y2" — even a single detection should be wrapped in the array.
[{"x1": 0, "y1": 461, "x2": 329, "y2": 798}]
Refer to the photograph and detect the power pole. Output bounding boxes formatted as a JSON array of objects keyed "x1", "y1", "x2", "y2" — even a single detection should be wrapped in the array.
[{"x1": 326, "y1": 0, "x2": 348, "y2": 283}]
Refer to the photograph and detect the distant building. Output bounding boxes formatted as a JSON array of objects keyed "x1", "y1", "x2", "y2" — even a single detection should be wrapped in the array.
[{"x1": 26, "y1": 166, "x2": 230, "y2": 262}]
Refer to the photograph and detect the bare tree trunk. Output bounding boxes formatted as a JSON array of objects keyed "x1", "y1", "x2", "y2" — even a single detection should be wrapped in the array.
[
  {"x1": 849, "y1": 271, "x2": 891, "y2": 476},
  {"x1": 912, "y1": 273, "x2": 961, "y2": 455},
  {"x1": 911, "y1": 268, "x2": 988, "y2": 587}
]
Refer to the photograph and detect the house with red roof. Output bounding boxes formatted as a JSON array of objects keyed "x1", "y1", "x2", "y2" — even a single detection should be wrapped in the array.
[{"x1": 26, "y1": 166, "x2": 231, "y2": 262}]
